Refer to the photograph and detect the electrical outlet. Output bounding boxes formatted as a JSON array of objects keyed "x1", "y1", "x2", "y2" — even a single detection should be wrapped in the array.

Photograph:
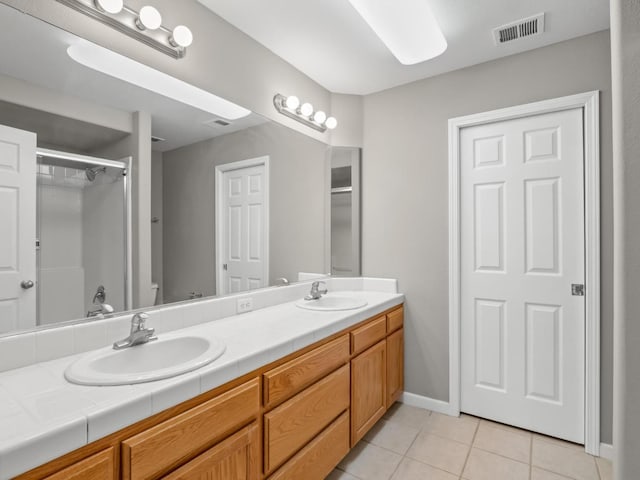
[{"x1": 236, "y1": 297, "x2": 253, "y2": 314}]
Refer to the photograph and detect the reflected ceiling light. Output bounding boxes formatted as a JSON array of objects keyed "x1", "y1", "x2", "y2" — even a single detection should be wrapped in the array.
[
  {"x1": 347, "y1": 0, "x2": 447, "y2": 65},
  {"x1": 68, "y1": 42, "x2": 252, "y2": 120},
  {"x1": 94, "y1": 0, "x2": 123, "y2": 14},
  {"x1": 56, "y1": 0, "x2": 193, "y2": 59},
  {"x1": 273, "y1": 94, "x2": 337, "y2": 133},
  {"x1": 170, "y1": 25, "x2": 194, "y2": 48},
  {"x1": 136, "y1": 6, "x2": 162, "y2": 30}
]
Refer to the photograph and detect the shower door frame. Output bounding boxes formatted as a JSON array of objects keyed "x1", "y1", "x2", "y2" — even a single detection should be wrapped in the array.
[{"x1": 36, "y1": 148, "x2": 133, "y2": 314}]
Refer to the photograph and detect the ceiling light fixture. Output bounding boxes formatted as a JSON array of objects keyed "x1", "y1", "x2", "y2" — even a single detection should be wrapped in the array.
[
  {"x1": 273, "y1": 94, "x2": 337, "y2": 133},
  {"x1": 56, "y1": 0, "x2": 193, "y2": 59},
  {"x1": 68, "y1": 41, "x2": 252, "y2": 120},
  {"x1": 347, "y1": 0, "x2": 447, "y2": 65}
]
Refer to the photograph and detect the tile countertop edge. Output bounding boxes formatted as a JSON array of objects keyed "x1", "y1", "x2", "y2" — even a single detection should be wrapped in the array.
[{"x1": 0, "y1": 289, "x2": 404, "y2": 479}]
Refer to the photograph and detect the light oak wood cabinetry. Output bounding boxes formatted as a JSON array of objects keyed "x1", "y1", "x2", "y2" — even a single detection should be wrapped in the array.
[
  {"x1": 162, "y1": 422, "x2": 260, "y2": 480},
  {"x1": 43, "y1": 448, "x2": 114, "y2": 480},
  {"x1": 15, "y1": 305, "x2": 403, "y2": 480}
]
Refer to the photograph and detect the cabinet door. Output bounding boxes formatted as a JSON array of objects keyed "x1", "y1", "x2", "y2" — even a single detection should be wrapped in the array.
[
  {"x1": 44, "y1": 448, "x2": 114, "y2": 480},
  {"x1": 350, "y1": 340, "x2": 386, "y2": 446},
  {"x1": 163, "y1": 422, "x2": 259, "y2": 480},
  {"x1": 387, "y1": 328, "x2": 404, "y2": 408}
]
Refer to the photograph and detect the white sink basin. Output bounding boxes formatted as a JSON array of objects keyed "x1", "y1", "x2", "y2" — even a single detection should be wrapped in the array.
[
  {"x1": 65, "y1": 335, "x2": 226, "y2": 386},
  {"x1": 295, "y1": 293, "x2": 368, "y2": 311}
]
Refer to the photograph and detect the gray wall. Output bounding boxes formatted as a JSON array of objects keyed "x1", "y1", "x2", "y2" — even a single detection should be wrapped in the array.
[
  {"x1": 162, "y1": 122, "x2": 327, "y2": 303},
  {"x1": 361, "y1": 31, "x2": 613, "y2": 443},
  {"x1": 611, "y1": 0, "x2": 640, "y2": 476}
]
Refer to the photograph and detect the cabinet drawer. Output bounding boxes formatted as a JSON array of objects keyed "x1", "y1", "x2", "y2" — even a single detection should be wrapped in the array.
[
  {"x1": 162, "y1": 422, "x2": 260, "y2": 480},
  {"x1": 387, "y1": 306, "x2": 404, "y2": 333},
  {"x1": 264, "y1": 335, "x2": 349, "y2": 409},
  {"x1": 268, "y1": 412, "x2": 349, "y2": 480},
  {"x1": 264, "y1": 364, "x2": 350, "y2": 474},
  {"x1": 351, "y1": 315, "x2": 386, "y2": 355},
  {"x1": 45, "y1": 448, "x2": 114, "y2": 480},
  {"x1": 122, "y1": 378, "x2": 260, "y2": 480}
]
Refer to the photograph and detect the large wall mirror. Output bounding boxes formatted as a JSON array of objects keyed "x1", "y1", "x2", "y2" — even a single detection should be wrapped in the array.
[{"x1": 0, "y1": 3, "x2": 338, "y2": 336}]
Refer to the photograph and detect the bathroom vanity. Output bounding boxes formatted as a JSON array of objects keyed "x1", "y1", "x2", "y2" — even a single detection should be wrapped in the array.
[{"x1": 0, "y1": 281, "x2": 403, "y2": 480}]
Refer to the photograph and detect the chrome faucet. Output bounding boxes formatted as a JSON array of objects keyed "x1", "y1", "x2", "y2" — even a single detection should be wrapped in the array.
[
  {"x1": 305, "y1": 281, "x2": 328, "y2": 300},
  {"x1": 113, "y1": 312, "x2": 157, "y2": 350}
]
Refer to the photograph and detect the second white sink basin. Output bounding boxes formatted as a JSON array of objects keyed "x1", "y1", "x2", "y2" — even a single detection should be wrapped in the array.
[
  {"x1": 65, "y1": 334, "x2": 226, "y2": 386},
  {"x1": 296, "y1": 293, "x2": 368, "y2": 312}
]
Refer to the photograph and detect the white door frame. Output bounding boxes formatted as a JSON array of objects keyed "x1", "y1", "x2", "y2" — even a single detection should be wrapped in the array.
[
  {"x1": 448, "y1": 91, "x2": 600, "y2": 455},
  {"x1": 215, "y1": 156, "x2": 270, "y2": 296}
]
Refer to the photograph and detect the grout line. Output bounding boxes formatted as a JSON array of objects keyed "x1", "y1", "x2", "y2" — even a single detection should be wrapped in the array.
[
  {"x1": 459, "y1": 417, "x2": 480, "y2": 478},
  {"x1": 529, "y1": 429, "x2": 533, "y2": 480}
]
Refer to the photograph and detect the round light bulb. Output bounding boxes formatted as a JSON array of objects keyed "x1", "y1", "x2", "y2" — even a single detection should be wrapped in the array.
[
  {"x1": 313, "y1": 110, "x2": 327, "y2": 124},
  {"x1": 300, "y1": 103, "x2": 313, "y2": 117},
  {"x1": 285, "y1": 95, "x2": 300, "y2": 110},
  {"x1": 137, "y1": 6, "x2": 162, "y2": 30},
  {"x1": 325, "y1": 117, "x2": 338, "y2": 129},
  {"x1": 170, "y1": 25, "x2": 193, "y2": 48},
  {"x1": 94, "y1": 0, "x2": 123, "y2": 14}
]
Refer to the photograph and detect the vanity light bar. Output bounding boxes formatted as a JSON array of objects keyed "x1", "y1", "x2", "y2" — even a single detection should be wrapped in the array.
[
  {"x1": 55, "y1": 0, "x2": 193, "y2": 59},
  {"x1": 273, "y1": 94, "x2": 337, "y2": 133}
]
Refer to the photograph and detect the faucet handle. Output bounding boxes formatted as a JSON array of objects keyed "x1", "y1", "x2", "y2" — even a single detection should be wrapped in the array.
[{"x1": 131, "y1": 312, "x2": 149, "y2": 330}]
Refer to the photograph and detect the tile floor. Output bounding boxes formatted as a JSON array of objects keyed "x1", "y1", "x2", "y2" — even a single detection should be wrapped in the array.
[{"x1": 328, "y1": 404, "x2": 613, "y2": 480}]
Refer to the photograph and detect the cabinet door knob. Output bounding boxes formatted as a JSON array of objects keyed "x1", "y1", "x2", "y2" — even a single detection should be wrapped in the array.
[{"x1": 21, "y1": 280, "x2": 34, "y2": 289}]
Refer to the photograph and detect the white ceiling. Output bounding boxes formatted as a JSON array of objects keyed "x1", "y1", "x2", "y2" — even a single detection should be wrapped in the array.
[{"x1": 198, "y1": 0, "x2": 610, "y2": 95}]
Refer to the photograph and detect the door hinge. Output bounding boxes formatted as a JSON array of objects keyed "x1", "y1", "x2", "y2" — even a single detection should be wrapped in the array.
[
  {"x1": 223, "y1": 263, "x2": 228, "y2": 271},
  {"x1": 572, "y1": 284, "x2": 585, "y2": 296}
]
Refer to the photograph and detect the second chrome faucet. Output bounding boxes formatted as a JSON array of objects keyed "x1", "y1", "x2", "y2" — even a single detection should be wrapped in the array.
[
  {"x1": 113, "y1": 312, "x2": 157, "y2": 350},
  {"x1": 305, "y1": 281, "x2": 328, "y2": 300}
]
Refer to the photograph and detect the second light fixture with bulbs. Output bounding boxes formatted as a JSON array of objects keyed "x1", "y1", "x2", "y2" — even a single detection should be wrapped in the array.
[{"x1": 274, "y1": 94, "x2": 337, "y2": 132}]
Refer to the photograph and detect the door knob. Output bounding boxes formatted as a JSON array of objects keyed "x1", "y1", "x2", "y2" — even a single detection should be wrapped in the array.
[{"x1": 21, "y1": 280, "x2": 35, "y2": 289}]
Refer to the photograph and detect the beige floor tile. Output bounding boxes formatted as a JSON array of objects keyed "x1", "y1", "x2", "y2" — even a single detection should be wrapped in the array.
[
  {"x1": 473, "y1": 420, "x2": 531, "y2": 463},
  {"x1": 383, "y1": 402, "x2": 431, "y2": 429},
  {"x1": 338, "y1": 441, "x2": 403, "y2": 480},
  {"x1": 596, "y1": 457, "x2": 613, "y2": 480},
  {"x1": 462, "y1": 448, "x2": 529, "y2": 480},
  {"x1": 364, "y1": 418, "x2": 420, "y2": 455},
  {"x1": 532, "y1": 437, "x2": 599, "y2": 480},
  {"x1": 533, "y1": 432, "x2": 585, "y2": 452},
  {"x1": 391, "y1": 457, "x2": 458, "y2": 480},
  {"x1": 531, "y1": 467, "x2": 574, "y2": 479},
  {"x1": 422, "y1": 412, "x2": 479, "y2": 445},
  {"x1": 406, "y1": 431, "x2": 470, "y2": 475},
  {"x1": 325, "y1": 469, "x2": 361, "y2": 480}
]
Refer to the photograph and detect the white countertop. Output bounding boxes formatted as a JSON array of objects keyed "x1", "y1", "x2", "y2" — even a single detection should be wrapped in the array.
[{"x1": 0, "y1": 288, "x2": 403, "y2": 479}]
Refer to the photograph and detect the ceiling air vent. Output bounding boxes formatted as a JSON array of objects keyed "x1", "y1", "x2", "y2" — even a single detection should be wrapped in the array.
[
  {"x1": 204, "y1": 118, "x2": 232, "y2": 129},
  {"x1": 151, "y1": 136, "x2": 165, "y2": 143},
  {"x1": 493, "y1": 13, "x2": 545, "y2": 45}
]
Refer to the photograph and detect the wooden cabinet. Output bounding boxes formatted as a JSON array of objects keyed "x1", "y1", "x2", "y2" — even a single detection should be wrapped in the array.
[
  {"x1": 268, "y1": 412, "x2": 350, "y2": 480},
  {"x1": 387, "y1": 328, "x2": 404, "y2": 407},
  {"x1": 350, "y1": 340, "x2": 387, "y2": 446},
  {"x1": 43, "y1": 448, "x2": 114, "y2": 480},
  {"x1": 18, "y1": 304, "x2": 404, "y2": 480},
  {"x1": 264, "y1": 365, "x2": 350, "y2": 474},
  {"x1": 162, "y1": 422, "x2": 259, "y2": 480},
  {"x1": 122, "y1": 378, "x2": 259, "y2": 480}
]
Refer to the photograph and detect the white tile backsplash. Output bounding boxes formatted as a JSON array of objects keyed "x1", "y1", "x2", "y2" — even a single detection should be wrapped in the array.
[
  {"x1": 35, "y1": 326, "x2": 75, "y2": 363},
  {"x1": 0, "y1": 333, "x2": 36, "y2": 372}
]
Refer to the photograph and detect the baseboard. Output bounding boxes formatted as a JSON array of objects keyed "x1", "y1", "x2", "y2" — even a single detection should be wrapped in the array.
[
  {"x1": 400, "y1": 392, "x2": 458, "y2": 416},
  {"x1": 599, "y1": 442, "x2": 614, "y2": 460}
]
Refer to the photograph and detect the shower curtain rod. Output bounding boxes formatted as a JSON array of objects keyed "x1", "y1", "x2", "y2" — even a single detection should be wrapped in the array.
[{"x1": 36, "y1": 147, "x2": 127, "y2": 170}]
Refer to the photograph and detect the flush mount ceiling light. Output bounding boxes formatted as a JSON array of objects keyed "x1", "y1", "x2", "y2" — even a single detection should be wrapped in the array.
[
  {"x1": 347, "y1": 0, "x2": 447, "y2": 65},
  {"x1": 273, "y1": 94, "x2": 337, "y2": 133},
  {"x1": 68, "y1": 41, "x2": 252, "y2": 120},
  {"x1": 56, "y1": 0, "x2": 193, "y2": 59}
]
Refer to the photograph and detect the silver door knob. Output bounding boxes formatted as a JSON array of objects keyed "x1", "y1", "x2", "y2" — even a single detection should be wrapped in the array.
[{"x1": 21, "y1": 280, "x2": 34, "y2": 289}]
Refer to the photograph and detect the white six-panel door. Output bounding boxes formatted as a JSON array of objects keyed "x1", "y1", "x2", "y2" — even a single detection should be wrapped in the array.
[
  {"x1": 0, "y1": 124, "x2": 36, "y2": 333},
  {"x1": 460, "y1": 108, "x2": 585, "y2": 442},
  {"x1": 218, "y1": 161, "x2": 268, "y2": 295}
]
